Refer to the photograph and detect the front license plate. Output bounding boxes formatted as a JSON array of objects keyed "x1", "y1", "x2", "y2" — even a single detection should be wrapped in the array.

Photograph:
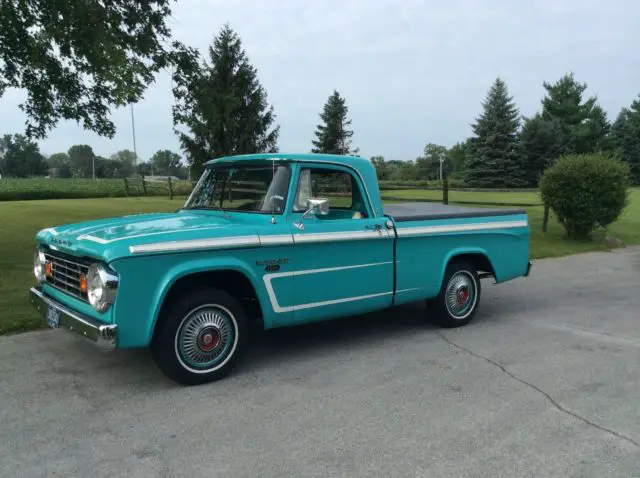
[{"x1": 46, "y1": 306, "x2": 60, "y2": 328}]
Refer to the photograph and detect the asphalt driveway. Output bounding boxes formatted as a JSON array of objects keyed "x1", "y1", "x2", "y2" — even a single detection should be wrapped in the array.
[{"x1": 1, "y1": 247, "x2": 639, "y2": 478}]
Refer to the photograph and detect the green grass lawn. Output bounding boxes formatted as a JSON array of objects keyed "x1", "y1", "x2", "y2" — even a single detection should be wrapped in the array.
[{"x1": 1, "y1": 190, "x2": 638, "y2": 335}]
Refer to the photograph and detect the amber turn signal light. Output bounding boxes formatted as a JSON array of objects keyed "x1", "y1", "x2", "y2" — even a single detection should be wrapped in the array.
[
  {"x1": 44, "y1": 262, "x2": 53, "y2": 278},
  {"x1": 79, "y1": 274, "x2": 88, "y2": 294}
]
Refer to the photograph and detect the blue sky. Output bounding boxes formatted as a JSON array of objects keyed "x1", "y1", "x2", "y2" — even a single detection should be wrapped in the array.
[{"x1": 1, "y1": 0, "x2": 639, "y2": 162}]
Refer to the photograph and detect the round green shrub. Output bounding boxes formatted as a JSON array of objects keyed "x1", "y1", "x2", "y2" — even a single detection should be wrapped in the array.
[{"x1": 539, "y1": 153, "x2": 630, "y2": 239}]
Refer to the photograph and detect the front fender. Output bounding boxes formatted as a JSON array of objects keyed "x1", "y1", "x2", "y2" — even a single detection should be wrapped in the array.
[{"x1": 110, "y1": 253, "x2": 268, "y2": 348}]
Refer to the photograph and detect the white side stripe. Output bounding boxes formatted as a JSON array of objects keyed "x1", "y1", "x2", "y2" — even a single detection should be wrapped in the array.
[
  {"x1": 293, "y1": 229, "x2": 391, "y2": 244},
  {"x1": 263, "y1": 262, "x2": 394, "y2": 313},
  {"x1": 396, "y1": 220, "x2": 528, "y2": 237},
  {"x1": 129, "y1": 236, "x2": 260, "y2": 254},
  {"x1": 79, "y1": 226, "x2": 227, "y2": 244}
]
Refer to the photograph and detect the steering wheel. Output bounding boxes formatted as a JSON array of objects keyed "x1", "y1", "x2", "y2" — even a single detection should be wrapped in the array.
[{"x1": 266, "y1": 194, "x2": 285, "y2": 212}]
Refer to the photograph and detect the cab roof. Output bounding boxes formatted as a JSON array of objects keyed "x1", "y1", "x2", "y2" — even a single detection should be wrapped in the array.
[{"x1": 204, "y1": 153, "x2": 372, "y2": 170}]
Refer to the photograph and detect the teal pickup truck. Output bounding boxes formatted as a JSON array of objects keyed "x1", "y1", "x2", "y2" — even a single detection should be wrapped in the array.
[{"x1": 29, "y1": 153, "x2": 531, "y2": 385}]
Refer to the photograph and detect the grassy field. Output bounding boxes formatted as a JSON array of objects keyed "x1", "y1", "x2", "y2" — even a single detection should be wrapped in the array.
[
  {"x1": 0, "y1": 177, "x2": 193, "y2": 201},
  {"x1": 381, "y1": 189, "x2": 543, "y2": 206},
  {"x1": 1, "y1": 190, "x2": 638, "y2": 335}
]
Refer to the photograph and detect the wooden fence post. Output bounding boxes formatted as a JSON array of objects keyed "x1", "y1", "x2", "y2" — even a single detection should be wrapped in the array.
[
  {"x1": 168, "y1": 177, "x2": 173, "y2": 200},
  {"x1": 124, "y1": 178, "x2": 129, "y2": 196},
  {"x1": 542, "y1": 205, "x2": 550, "y2": 233},
  {"x1": 141, "y1": 175, "x2": 147, "y2": 196}
]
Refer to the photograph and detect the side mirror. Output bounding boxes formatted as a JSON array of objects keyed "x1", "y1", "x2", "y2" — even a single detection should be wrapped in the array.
[{"x1": 306, "y1": 198, "x2": 329, "y2": 216}]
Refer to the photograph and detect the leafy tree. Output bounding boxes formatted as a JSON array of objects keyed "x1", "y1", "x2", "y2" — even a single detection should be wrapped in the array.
[
  {"x1": 67, "y1": 144, "x2": 96, "y2": 178},
  {"x1": 416, "y1": 143, "x2": 448, "y2": 180},
  {"x1": 0, "y1": 134, "x2": 47, "y2": 177},
  {"x1": 519, "y1": 113, "x2": 565, "y2": 186},
  {"x1": 0, "y1": 1, "x2": 188, "y2": 139},
  {"x1": 137, "y1": 162, "x2": 152, "y2": 177},
  {"x1": 541, "y1": 73, "x2": 611, "y2": 155},
  {"x1": 311, "y1": 90, "x2": 359, "y2": 155},
  {"x1": 611, "y1": 96, "x2": 640, "y2": 185},
  {"x1": 150, "y1": 149, "x2": 182, "y2": 176},
  {"x1": 447, "y1": 141, "x2": 468, "y2": 178},
  {"x1": 47, "y1": 152, "x2": 71, "y2": 178},
  {"x1": 370, "y1": 155, "x2": 391, "y2": 180},
  {"x1": 172, "y1": 24, "x2": 279, "y2": 179},
  {"x1": 464, "y1": 77, "x2": 526, "y2": 187},
  {"x1": 110, "y1": 149, "x2": 136, "y2": 177}
]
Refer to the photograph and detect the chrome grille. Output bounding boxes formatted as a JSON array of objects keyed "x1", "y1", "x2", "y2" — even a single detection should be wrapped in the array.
[{"x1": 44, "y1": 249, "x2": 90, "y2": 301}]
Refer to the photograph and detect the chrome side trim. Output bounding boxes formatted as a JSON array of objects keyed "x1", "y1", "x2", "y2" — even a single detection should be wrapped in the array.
[
  {"x1": 129, "y1": 235, "x2": 261, "y2": 254},
  {"x1": 29, "y1": 287, "x2": 117, "y2": 350},
  {"x1": 293, "y1": 229, "x2": 391, "y2": 244},
  {"x1": 79, "y1": 226, "x2": 227, "y2": 244},
  {"x1": 396, "y1": 220, "x2": 528, "y2": 237},
  {"x1": 259, "y1": 234, "x2": 294, "y2": 246},
  {"x1": 263, "y1": 262, "x2": 393, "y2": 313}
]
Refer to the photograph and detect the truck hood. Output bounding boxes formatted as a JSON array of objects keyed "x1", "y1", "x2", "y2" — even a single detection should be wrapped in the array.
[{"x1": 35, "y1": 211, "x2": 262, "y2": 263}]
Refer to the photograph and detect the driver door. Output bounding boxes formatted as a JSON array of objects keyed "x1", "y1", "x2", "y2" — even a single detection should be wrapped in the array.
[{"x1": 286, "y1": 164, "x2": 394, "y2": 324}]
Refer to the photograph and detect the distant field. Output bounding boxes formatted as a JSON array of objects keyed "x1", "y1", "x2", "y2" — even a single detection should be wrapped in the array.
[
  {"x1": 0, "y1": 177, "x2": 193, "y2": 201},
  {"x1": 1, "y1": 189, "x2": 637, "y2": 335},
  {"x1": 381, "y1": 188, "x2": 543, "y2": 206}
]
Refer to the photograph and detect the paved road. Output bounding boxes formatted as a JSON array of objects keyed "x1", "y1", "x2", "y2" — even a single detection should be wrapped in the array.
[{"x1": 1, "y1": 248, "x2": 640, "y2": 478}]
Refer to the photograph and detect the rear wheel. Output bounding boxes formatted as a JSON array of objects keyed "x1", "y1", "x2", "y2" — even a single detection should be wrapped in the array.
[
  {"x1": 427, "y1": 261, "x2": 481, "y2": 328},
  {"x1": 151, "y1": 287, "x2": 247, "y2": 385}
]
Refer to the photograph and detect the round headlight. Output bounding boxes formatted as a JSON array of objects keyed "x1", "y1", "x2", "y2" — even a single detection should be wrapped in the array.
[
  {"x1": 87, "y1": 264, "x2": 118, "y2": 312},
  {"x1": 33, "y1": 249, "x2": 46, "y2": 282}
]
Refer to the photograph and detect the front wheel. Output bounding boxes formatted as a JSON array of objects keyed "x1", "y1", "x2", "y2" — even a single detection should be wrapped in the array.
[
  {"x1": 151, "y1": 288, "x2": 247, "y2": 385},
  {"x1": 427, "y1": 261, "x2": 481, "y2": 328}
]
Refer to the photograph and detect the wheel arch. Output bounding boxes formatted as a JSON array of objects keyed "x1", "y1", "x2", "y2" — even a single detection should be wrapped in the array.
[
  {"x1": 150, "y1": 264, "x2": 265, "y2": 345},
  {"x1": 440, "y1": 248, "x2": 496, "y2": 285}
]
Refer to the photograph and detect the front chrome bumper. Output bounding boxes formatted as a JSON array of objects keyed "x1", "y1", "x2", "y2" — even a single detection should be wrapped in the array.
[{"x1": 29, "y1": 287, "x2": 117, "y2": 350}]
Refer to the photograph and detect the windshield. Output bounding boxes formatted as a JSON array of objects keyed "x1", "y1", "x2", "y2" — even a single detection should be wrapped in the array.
[{"x1": 184, "y1": 163, "x2": 291, "y2": 214}]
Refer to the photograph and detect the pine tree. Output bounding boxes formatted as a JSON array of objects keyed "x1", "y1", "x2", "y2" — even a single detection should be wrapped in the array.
[
  {"x1": 464, "y1": 78, "x2": 525, "y2": 187},
  {"x1": 311, "y1": 90, "x2": 359, "y2": 155},
  {"x1": 519, "y1": 114, "x2": 565, "y2": 187},
  {"x1": 171, "y1": 24, "x2": 279, "y2": 178},
  {"x1": 611, "y1": 96, "x2": 640, "y2": 185},
  {"x1": 541, "y1": 73, "x2": 611, "y2": 155}
]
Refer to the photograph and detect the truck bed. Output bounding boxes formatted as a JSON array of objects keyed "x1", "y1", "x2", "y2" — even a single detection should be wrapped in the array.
[{"x1": 384, "y1": 202, "x2": 526, "y2": 222}]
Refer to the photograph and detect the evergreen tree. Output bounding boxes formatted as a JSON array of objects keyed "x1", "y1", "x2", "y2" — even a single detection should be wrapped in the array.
[
  {"x1": 171, "y1": 24, "x2": 279, "y2": 178},
  {"x1": 519, "y1": 113, "x2": 565, "y2": 187},
  {"x1": 311, "y1": 90, "x2": 359, "y2": 155},
  {"x1": 541, "y1": 73, "x2": 611, "y2": 155},
  {"x1": 464, "y1": 78, "x2": 525, "y2": 187},
  {"x1": 611, "y1": 96, "x2": 640, "y2": 185}
]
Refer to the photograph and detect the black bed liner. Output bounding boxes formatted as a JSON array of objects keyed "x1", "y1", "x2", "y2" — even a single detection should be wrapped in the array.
[{"x1": 384, "y1": 202, "x2": 526, "y2": 222}]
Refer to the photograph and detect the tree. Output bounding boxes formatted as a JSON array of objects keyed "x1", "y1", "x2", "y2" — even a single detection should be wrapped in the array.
[
  {"x1": 47, "y1": 152, "x2": 71, "y2": 178},
  {"x1": 464, "y1": 78, "x2": 526, "y2": 187},
  {"x1": 0, "y1": 1, "x2": 189, "y2": 139},
  {"x1": 67, "y1": 144, "x2": 96, "y2": 178},
  {"x1": 150, "y1": 149, "x2": 182, "y2": 176},
  {"x1": 110, "y1": 149, "x2": 136, "y2": 177},
  {"x1": 370, "y1": 155, "x2": 391, "y2": 180},
  {"x1": 611, "y1": 96, "x2": 640, "y2": 185},
  {"x1": 447, "y1": 141, "x2": 467, "y2": 178},
  {"x1": 172, "y1": 24, "x2": 279, "y2": 179},
  {"x1": 0, "y1": 134, "x2": 47, "y2": 177},
  {"x1": 311, "y1": 90, "x2": 359, "y2": 156},
  {"x1": 541, "y1": 73, "x2": 611, "y2": 155},
  {"x1": 416, "y1": 143, "x2": 448, "y2": 180},
  {"x1": 519, "y1": 113, "x2": 565, "y2": 186}
]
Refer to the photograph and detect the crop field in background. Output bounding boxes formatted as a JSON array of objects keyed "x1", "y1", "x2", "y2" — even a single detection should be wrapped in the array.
[
  {"x1": 0, "y1": 189, "x2": 638, "y2": 335},
  {"x1": 0, "y1": 177, "x2": 194, "y2": 201}
]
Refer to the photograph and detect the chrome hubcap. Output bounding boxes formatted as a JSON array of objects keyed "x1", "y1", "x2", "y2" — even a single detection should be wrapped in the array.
[
  {"x1": 177, "y1": 306, "x2": 234, "y2": 369},
  {"x1": 445, "y1": 271, "x2": 476, "y2": 318}
]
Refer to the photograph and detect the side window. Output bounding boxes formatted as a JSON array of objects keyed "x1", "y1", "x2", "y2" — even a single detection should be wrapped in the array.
[{"x1": 293, "y1": 167, "x2": 368, "y2": 218}]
